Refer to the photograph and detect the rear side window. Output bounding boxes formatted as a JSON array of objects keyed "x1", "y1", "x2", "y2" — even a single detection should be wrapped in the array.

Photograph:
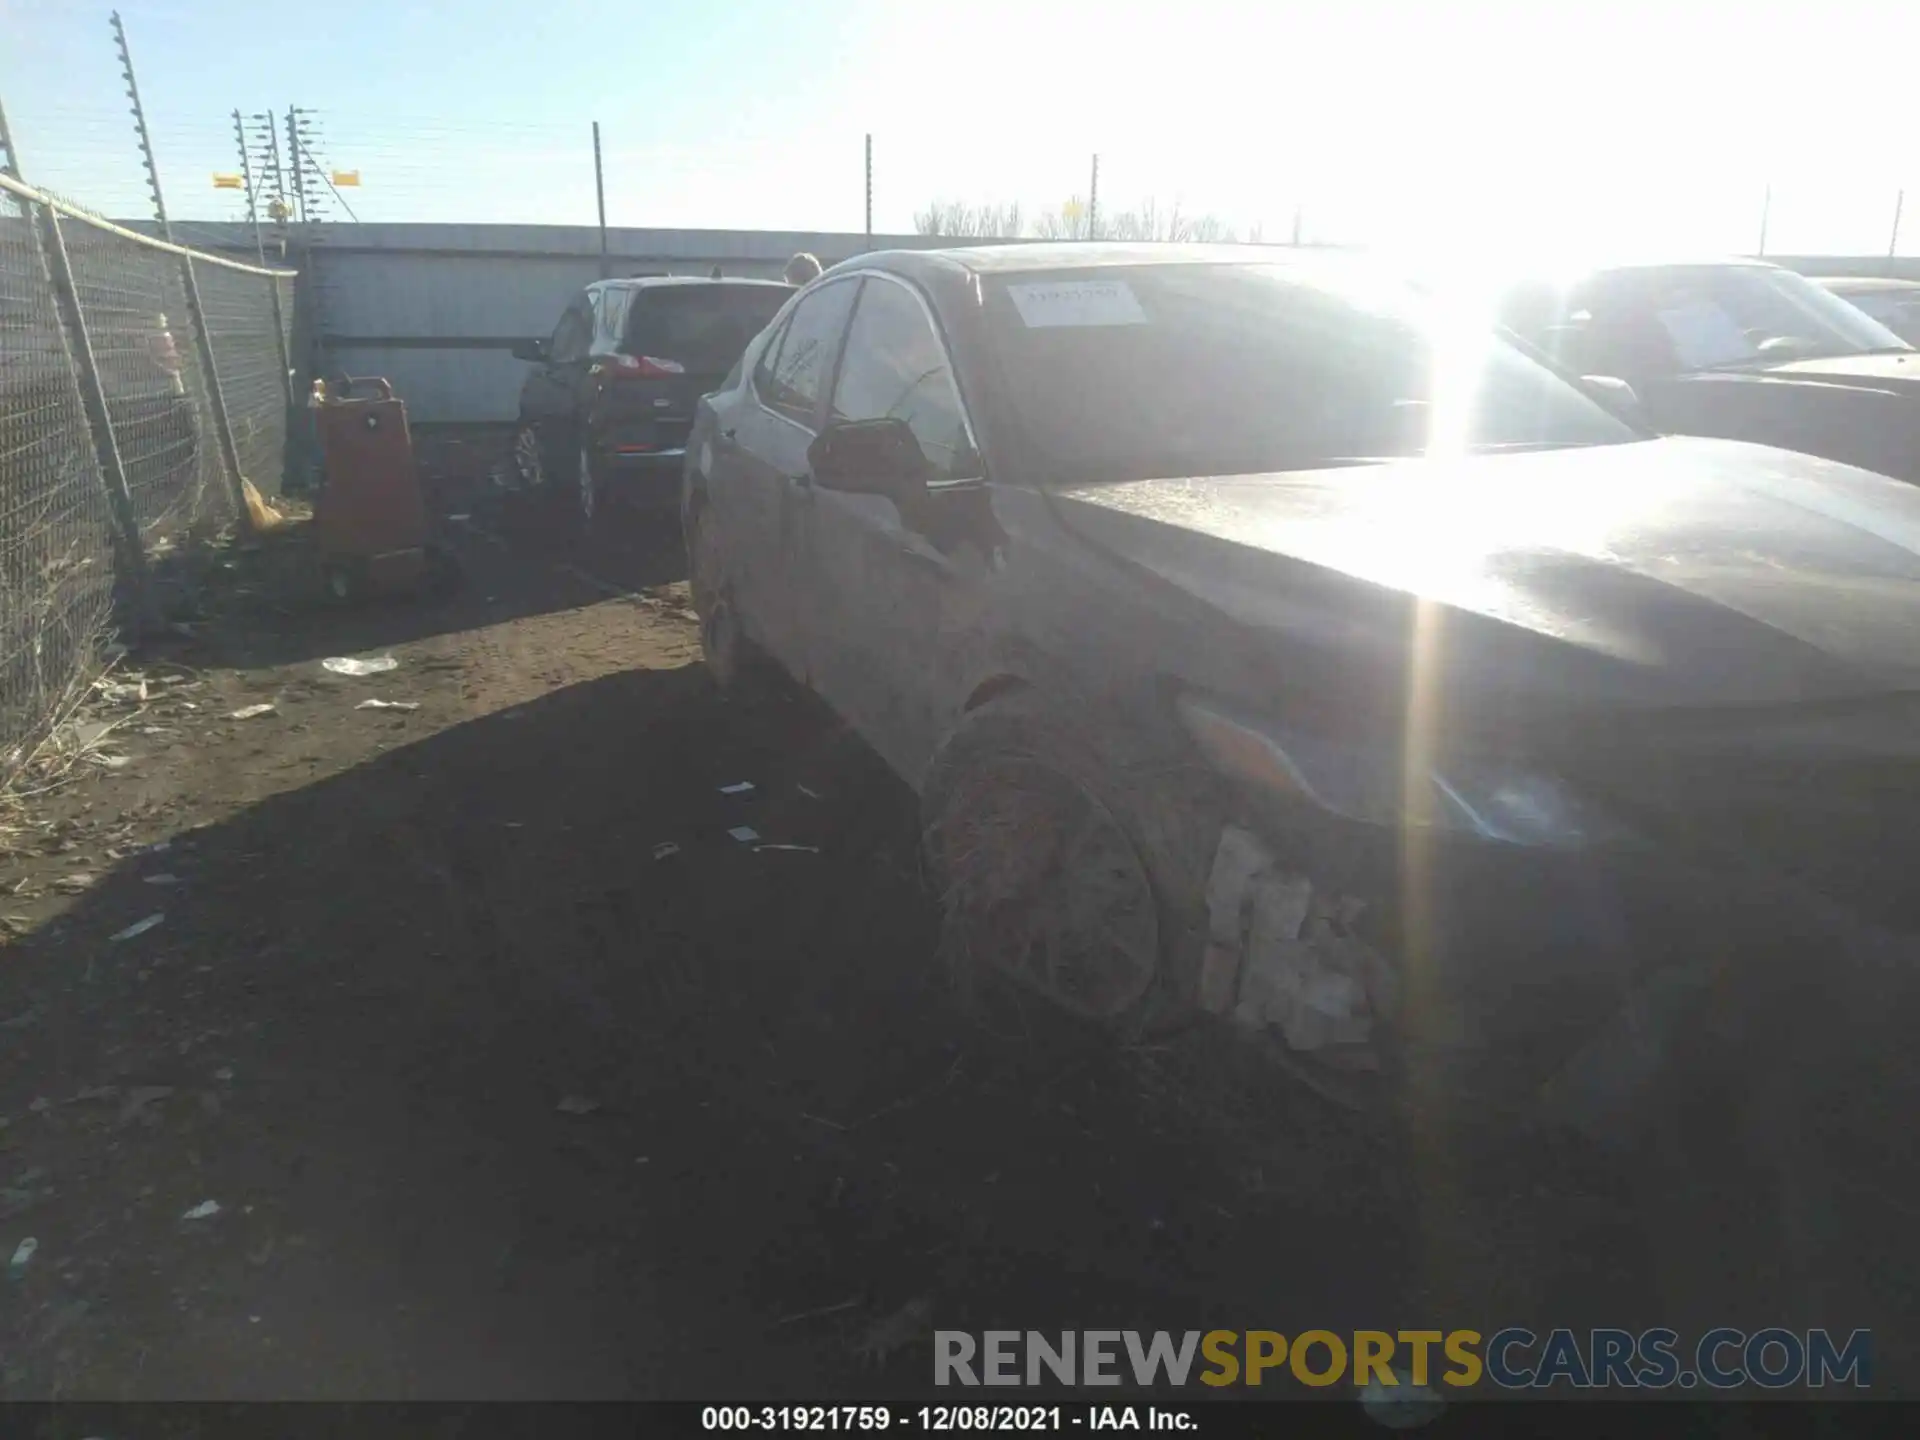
[
  {"x1": 550, "y1": 295, "x2": 592, "y2": 363},
  {"x1": 755, "y1": 279, "x2": 858, "y2": 427},
  {"x1": 626, "y1": 285, "x2": 792, "y2": 374}
]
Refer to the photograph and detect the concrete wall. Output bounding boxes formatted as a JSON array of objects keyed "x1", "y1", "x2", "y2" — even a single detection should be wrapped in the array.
[{"x1": 144, "y1": 221, "x2": 1920, "y2": 425}]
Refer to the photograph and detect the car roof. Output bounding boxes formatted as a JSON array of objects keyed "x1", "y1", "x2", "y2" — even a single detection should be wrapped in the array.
[
  {"x1": 844, "y1": 241, "x2": 1333, "y2": 282},
  {"x1": 589, "y1": 276, "x2": 791, "y2": 292},
  {"x1": 1814, "y1": 275, "x2": 1920, "y2": 295}
]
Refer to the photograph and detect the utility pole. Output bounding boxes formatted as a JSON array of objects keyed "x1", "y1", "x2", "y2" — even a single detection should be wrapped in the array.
[
  {"x1": 1891, "y1": 189, "x2": 1906, "y2": 264},
  {"x1": 1291, "y1": 203, "x2": 1304, "y2": 246},
  {"x1": 864, "y1": 133, "x2": 873, "y2": 251},
  {"x1": 592, "y1": 121, "x2": 608, "y2": 278},
  {"x1": 1088, "y1": 153, "x2": 1100, "y2": 240},
  {"x1": 1756, "y1": 183, "x2": 1771, "y2": 257}
]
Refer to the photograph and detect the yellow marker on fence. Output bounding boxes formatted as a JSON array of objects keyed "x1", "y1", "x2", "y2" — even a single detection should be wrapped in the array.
[
  {"x1": 330, "y1": 170, "x2": 361, "y2": 187},
  {"x1": 212, "y1": 173, "x2": 243, "y2": 189}
]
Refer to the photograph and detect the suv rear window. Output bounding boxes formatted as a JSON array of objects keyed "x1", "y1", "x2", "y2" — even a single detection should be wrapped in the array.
[{"x1": 625, "y1": 285, "x2": 791, "y2": 374}]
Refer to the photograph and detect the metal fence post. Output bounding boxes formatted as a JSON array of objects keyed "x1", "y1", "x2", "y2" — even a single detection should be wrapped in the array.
[
  {"x1": 112, "y1": 11, "x2": 253, "y2": 534},
  {"x1": 36, "y1": 206, "x2": 158, "y2": 632},
  {"x1": 0, "y1": 100, "x2": 158, "y2": 633},
  {"x1": 236, "y1": 108, "x2": 293, "y2": 407}
]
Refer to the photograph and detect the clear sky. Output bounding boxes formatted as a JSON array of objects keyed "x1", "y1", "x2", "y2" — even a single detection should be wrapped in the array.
[{"x1": 4, "y1": 0, "x2": 1916, "y2": 255}]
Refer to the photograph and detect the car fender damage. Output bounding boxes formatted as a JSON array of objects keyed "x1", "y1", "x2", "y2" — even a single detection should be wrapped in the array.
[{"x1": 1197, "y1": 825, "x2": 1395, "y2": 1066}]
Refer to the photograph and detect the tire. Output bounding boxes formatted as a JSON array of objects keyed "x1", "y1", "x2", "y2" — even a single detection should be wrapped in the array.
[
  {"x1": 919, "y1": 689, "x2": 1224, "y2": 1038},
  {"x1": 575, "y1": 439, "x2": 601, "y2": 527},
  {"x1": 511, "y1": 423, "x2": 547, "y2": 492}
]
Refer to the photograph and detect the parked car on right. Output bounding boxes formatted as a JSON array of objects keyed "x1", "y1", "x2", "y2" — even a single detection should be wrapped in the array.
[
  {"x1": 1485, "y1": 258, "x2": 1920, "y2": 483},
  {"x1": 1816, "y1": 274, "x2": 1920, "y2": 345}
]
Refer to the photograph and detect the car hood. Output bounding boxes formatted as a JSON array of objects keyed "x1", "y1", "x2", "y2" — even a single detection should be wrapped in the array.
[
  {"x1": 1756, "y1": 349, "x2": 1920, "y2": 389},
  {"x1": 1650, "y1": 354, "x2": 1920, "y2": 481},
  {"x1": 1050, "y1": 436, "x2": 1920, "y2": 719}
]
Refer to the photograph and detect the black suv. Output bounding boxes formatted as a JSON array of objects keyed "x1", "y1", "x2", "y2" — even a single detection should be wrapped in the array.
[{"x1": 511, "y1": 276, "x2": 793, "y2": 524}]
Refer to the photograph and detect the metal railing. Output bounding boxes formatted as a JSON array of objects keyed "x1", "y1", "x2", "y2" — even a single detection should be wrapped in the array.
[{"x1": 0, "y1": 169, "x2": 296, "y2": 778}]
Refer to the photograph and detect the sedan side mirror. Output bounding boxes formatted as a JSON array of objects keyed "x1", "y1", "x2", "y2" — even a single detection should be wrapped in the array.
[
  {"x1": 1580, "y1": 374, "x2": 1649, "y2": 428},
  {"x1": 808, "y1": 418, "x2": 930, "y2": 503},
  {"x1": 510, "y1": 338, "x2": 549, "y2": 363}
]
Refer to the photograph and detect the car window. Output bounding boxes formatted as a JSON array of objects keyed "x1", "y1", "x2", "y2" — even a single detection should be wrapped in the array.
[
  {"x1": 758, "y1": 278, "x2": 858, "y2": 427},
  {"x1": 752, "y1": 314, "x2": 792, "y2": 399},
  {"x1": 550, "y1": 295, "x2": 592, "y2": 363},
  {"x1": 627, "y1": 285, "x2": 792, "y2": 375},
  {"x1": 598, "y1": 288, "x2": 634, "y2": 350},
  {"x1": 1541, "y1": 266, "x2": 1908, "y2": 378},
  {"x1": 984, "y1": 262, "x2": 1641, "y2": 488},
  {"x1": 829, "y1": 278, "x2": 978, "y2": 481}
]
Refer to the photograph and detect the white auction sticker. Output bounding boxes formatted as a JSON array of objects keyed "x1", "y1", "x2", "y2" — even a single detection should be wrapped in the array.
[{"x1": 1006, "y1": 279, "x2": 1148, "y2": 329}]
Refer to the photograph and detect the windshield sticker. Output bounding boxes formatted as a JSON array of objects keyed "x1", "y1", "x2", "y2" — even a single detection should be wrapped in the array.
[
  {"x1": 1006, "y1": 279, "x2": 1148, "y2": 329},
  {"x1": 1652, "y1": 299, "x2": 1751, "y2": 369}
]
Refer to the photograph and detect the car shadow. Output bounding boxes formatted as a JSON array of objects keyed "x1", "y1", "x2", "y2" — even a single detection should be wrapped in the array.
[{"x1": 0, "y1": 657, "x2": 1437, "y2": 1400}]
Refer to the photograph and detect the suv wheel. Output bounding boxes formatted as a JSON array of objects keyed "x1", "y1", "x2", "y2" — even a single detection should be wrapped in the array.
[
  {"x1": 511, "y1": 423, "x2": 546, "y2": 491},
  {"x1": 577, "y1": 441, "x2": 599, "y2": 525}
]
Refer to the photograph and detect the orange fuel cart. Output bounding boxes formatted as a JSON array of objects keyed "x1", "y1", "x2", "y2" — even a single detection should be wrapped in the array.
[{"x1": 311, "y1": 376, "x2": 431, "y2": 601}]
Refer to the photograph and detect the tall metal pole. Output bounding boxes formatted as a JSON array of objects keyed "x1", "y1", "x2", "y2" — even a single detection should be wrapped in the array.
[
  {"x1": 1891, "y1": 190, "x2": 1906, "y2": 264},
  {"x1": 864, "y1": 133, "x2": 873, "y2": 252},
  {"x1": 1088, "y1": 153, "x2": 1100, "y2": 240},
  {"x1": 236, "y1": 108, "x2": 293, "y2": 408},
  {"x1": 113, "y1": 11, "x2": 169, "y2": 237},
  {"x1": 592, "y1": 121, "x2": 609, "y2": 279},
  {"x1": 1291, "y1": 203, "x2": 1304, "y2": 247},
  {"x1": 113, "y1": 11, "x2": 252, "y2": 532},
  {"x1": 0, "y1": 94, "x2": 24, "y2": 179},
  {"x1": 1756, "y1": 183, "x2": 1771, "y2": 257},
  {"x1": 286, "y1": 106, "x2": 309, "y2": 225}
]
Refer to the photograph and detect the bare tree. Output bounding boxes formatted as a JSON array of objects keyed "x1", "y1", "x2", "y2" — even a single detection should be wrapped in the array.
[
  {"x1": 913, "y1": 200, "x2": 1025, "y2": 238},
  {"x1": 1031, "y1": 194, "x2": 1238, "y2": 242}
]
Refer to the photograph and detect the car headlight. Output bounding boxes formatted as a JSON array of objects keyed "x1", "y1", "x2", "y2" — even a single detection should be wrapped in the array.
[{"x1": 1176, "y1": 694, "x2": 1620, "y2": 850}]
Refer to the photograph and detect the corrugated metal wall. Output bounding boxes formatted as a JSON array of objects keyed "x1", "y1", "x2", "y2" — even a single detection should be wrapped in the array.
[{"x1": 298, "y1": 223, "x2": 958, "y2": 423}]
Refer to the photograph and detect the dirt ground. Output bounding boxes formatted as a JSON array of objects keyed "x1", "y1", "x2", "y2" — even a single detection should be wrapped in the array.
[{"x1": 0, "y1": 447, "x2": 1907, "y2": 1404}]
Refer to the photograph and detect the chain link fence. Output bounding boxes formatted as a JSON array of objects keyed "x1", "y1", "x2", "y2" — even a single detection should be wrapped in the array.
[{"x1": 0, "y1": 171, "x2": 295, "y2": 779}]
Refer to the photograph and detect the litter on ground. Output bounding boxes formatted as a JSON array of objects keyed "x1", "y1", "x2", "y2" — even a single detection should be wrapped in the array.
[
  {"x1": 8, "y1": 1237, "x2": 36, "y2": 1274},
  {"x1": 109, "y1": 914, "x2": 165, "y2": 943},
  {"x1": 728, "y1": 827, "x2": 761, "y2": 843},
  {"x1": 323, "y1": 656, "x2": 399, "y2": 677},
  {"x1": 181, "y1": 1200, "x2": 221, "y2": 1221},
  {"x1": 142, "y1": 873, "x2": 181, "y2": 886},
  {"x1": 229, "y1": 704, "x2": 277, "y2": 721},
  {"x1": 652, "y1": 842, "x2": 680, "y2": 861},
  {"x1": 755, "y1": 844, "x2": 820, "y2": 854},
  {"x1": 718, "y1": 781, "x2": 756, "y2": 795},
  {"x1": 355, "y1": 699, "x2": 420, "y2": 712},
  {"x1": 556, "y1": 1095, "x2": 601, "y2": 1116}
]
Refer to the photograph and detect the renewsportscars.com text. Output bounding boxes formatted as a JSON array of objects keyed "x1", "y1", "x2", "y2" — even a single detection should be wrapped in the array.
[{"x1": 934, "y1": 1328, "x2": 1872, "y2": 1390}]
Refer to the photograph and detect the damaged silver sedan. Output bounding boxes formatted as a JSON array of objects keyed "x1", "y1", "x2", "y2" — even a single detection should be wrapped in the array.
[{"x1": 685, "y1": 243, "x2": 1920, "y2": 1153}]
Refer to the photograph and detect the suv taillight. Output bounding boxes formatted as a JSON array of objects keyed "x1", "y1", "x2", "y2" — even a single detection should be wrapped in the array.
[{"x1": 598, "y1": 353, "x2": 685, "y2": 380}]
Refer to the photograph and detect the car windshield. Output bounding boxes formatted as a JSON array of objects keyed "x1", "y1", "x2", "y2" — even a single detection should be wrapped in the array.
[
  {"x1": 1586, "y1": 265, "x2": 1909, "y2": 373},
  {"x1": 626, "y1": 285, "x2": 790, "y2": 373},
  {"x1": 981, "y1": 262, "x2": 1641, "y2": 488}
]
